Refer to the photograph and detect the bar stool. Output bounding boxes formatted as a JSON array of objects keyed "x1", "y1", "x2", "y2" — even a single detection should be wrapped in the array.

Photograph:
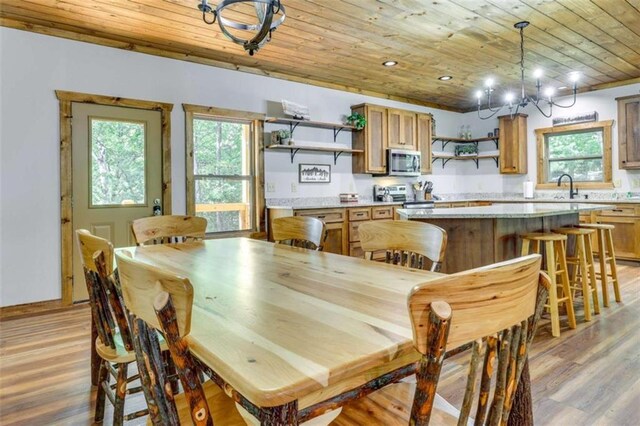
[
  {"x1": 579, "y1": 223, "x2": 622, "y2": 306},
  {"x1": 553, "y1": 227, "x2": 600, "y2": 321},
  {"x1": 521, "y1": 232, "x2": 576, "y2": 337}
]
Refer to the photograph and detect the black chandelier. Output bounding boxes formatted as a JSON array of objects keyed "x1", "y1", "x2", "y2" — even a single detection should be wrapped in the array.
[
  {"x1": 198, "y1": 0, "x2": 286, "y2": 56},
  {"x1": 475, "y1": 21, "x2": 580, "y2": 120}
]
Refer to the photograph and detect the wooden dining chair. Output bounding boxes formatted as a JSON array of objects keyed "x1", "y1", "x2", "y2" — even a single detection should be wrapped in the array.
[
  {"x1": 338, "y1": 254, "x2": 549, "y2": 426},
  {"x1": 271, "y1": 216, "x2": 326, "y2": 250},
  {"x1": 131, "y1": 215, "x2": 207, "y2": 245},
  {"x1": 115, "y1": 250, "x2": 246, "y2": 425},
  {"x1": 75, "y1": 230, "x2": 149, "y2": 424},
  {"x1": 358, "y1": 220, "x2": 448, "y2": 272}
]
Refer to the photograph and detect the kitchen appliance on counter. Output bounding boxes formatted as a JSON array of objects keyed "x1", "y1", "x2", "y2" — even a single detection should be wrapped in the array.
[
  {"x1": 387, "y1": 149, "x2": 421, "y2": 176},
  {"x1": 373, "y1": 184, "x2": 407, "y2": 202}
]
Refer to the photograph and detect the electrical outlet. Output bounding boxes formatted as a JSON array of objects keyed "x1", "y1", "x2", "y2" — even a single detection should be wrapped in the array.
[
  {"x1": 266, "y1": 182, "x2": 276, "y2": 193},
  {"x1": 632, "y1": 178, "x2": 640, "y2": 189},
  {"x1": 614, "y1": 179, "x2": 622, "y2": 188},
  {"x1": 291, "y1": 183, "x2": 297, "y2": 193}
]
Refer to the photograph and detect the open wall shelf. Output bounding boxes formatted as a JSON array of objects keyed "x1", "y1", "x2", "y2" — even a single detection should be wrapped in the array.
[
  {"x1": 266, "y1": 117, "x2": 358, "y2": 142},
  {"x1": 266, "y1": 144, "x2": 363, "y2": 164},
  {"x1": 432, "y1": 135, "x2": 499, "y2": 149},
  {"x1": 432, "y1": 153, "x2": 499, "y2": 168}
]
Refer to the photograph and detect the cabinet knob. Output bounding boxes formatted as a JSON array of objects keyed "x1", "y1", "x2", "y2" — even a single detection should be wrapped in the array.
[{"x1": 622, "y1": 160, "x2": 627, "y2": 164}]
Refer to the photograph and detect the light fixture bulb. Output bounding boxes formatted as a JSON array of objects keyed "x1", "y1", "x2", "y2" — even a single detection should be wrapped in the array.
[
  {"x1": 533, "y1": 68, "x2": 544, "y2": 79},
  {"x1": 543, "y1": 87, "x2": 555, "y2": 98},
  {"x1": 569, "y1": 72, "x2": 580, "y2": 83},
  {"x1": 475, "y1": 90, "x2": 483, "y2": 99},
  {"x1": 505, "y1": 92, "x2": 515, "y2": 103},
  {"x1": 485, "y1": 78, "x2": 495, "y2": 88}
]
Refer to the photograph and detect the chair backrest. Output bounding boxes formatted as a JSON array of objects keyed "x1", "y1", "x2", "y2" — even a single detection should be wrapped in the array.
[
  {"x1": 407, "y1": 254, "x2": 548, "y2": 425},
  {"x1": 131, "y1": 215, "x2": 207, "y2": 245},
  {"x1": 115, "y1": 250, "x2": 208, "y2": 424},
  {"x1": 358, "y1": 220, "x2": 447, "y2": 272},
  {"x1": 75, "y1": 230, "x2": 133, "y2": 351},
  {"x1": 271, "y1": 216, "x2": 326, "y2": 250}
]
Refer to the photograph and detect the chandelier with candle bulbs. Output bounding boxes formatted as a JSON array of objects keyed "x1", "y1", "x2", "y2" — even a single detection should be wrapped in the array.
[
  {"x1": 198, "y1": 0, "x2": 286, "y2": 56},
  {"x1": 475, "y1": 21, "x2": 580, "y2": 120}
]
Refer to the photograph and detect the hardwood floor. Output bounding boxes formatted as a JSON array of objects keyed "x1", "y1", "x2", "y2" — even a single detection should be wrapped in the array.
[{"x1": 1, "y1": 262, "x2": 638, "y2": 425}]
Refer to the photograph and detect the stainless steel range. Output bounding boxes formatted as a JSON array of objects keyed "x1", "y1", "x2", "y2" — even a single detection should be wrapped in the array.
[{"x1": 373, "y1": 184, "x2": 408, "y2": 202}]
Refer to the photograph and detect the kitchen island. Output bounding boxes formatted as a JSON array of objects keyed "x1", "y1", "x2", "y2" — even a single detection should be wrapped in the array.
[{"x1": 397, "y1": 203, "x2": 613, "y2": 273}]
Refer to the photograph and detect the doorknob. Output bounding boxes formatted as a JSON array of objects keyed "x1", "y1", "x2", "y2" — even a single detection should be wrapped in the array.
[{"x1": 153, "y1": 199, "x2": 162, "y2": 216}]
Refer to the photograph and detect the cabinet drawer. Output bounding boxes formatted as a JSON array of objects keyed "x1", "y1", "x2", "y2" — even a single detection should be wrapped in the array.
[
  {"x1": 295, "y1": 209, "x2": 345, "y2": 223},
  {"x1": 349, "y1": 208, "x2": 371, "y2": 221},
  {"x1": 349, "y1": 242, "x2": 364, "y2": 258},
  {"x1": 450, "y1": 202, "x2": 469, "y2": 208},
  {"x1": 349, "y1": 221, "x2": 363, "y2": 243},
  {"x1": 598, "y1": 205, "x2": 640, "y2": 217},
  {"x1": 372, "y1": 206, "x2": 393, "y2": 219}
]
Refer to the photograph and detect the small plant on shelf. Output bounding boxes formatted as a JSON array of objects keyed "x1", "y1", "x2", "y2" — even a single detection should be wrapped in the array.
[
  {"x1": 277, "y1": 129, "x2": 291, "y2": 145},
  {"x1": 345, "y1": 112, "x2": 366, "y2": 130},
  {"x1": 455, "y1": 144, "x2": 478, "y2": 157}
]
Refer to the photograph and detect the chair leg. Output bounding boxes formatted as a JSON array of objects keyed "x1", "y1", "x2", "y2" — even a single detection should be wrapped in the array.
[
  {"x1": 545, "y1": 241, "x2": 561, "y2": 338},
  {"x1": 584, "y1": 235, "x2": 600, "y2": 315},
  {"x1": 605, "y1": 230, "x2": 622, "y2": 303},
  {"x1": 521, "y1": 239, "x2": 530, "y2": 256},
  {"x1": 113, "y1": 363, "x2": 128, "y2": 426},
  {"x1": 95, "y1": 360, "x2": 109, "y2": 422},
  {"x1": 556, "y1": 240, "x2": 576, "y2": 330},
  {"x1": 91, "y1": 323, "x2": 100, "y2": 386},
  {"x1": 595, "y1": 229, "x2": 610, "y2": 307},
  {"x1": 577, "y1": 236, "x2": 592, "y2": 321},
  {"x1": 163, "y1": 350, "x2": 180, "y2": 395}
]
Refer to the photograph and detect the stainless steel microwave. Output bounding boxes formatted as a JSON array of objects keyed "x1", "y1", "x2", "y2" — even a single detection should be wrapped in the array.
[{"x1": 387, "y1": 149, "x2": 421, "y2": 176}]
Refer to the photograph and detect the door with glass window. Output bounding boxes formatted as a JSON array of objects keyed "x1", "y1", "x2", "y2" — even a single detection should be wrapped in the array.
[{"x1": 72, "y1": 104, "x2": 162, "y2": 302}]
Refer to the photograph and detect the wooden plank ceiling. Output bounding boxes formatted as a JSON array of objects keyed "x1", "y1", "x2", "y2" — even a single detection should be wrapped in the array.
[{"x1": 1, "y1": 0, "x2": 639, "y2": 111}]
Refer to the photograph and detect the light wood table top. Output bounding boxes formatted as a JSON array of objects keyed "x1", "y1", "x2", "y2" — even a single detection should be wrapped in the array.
[{"x1": 118, "y1": 238, "x2": 442, "y2": 409}]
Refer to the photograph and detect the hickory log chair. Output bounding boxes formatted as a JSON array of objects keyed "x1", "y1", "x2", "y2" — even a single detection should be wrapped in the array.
[
  {"x1": 76, "y1": 229, "x2": 151, "y2": 424},
  {"x1": 338, "y1": 255, "x2": 549, "y2": 426},
  {"x1": 520, "y1": 232, "x2": 577, "y2": 337},
  {"x1": 271, "y1": 216, "x2": 326, "y2": 250},
  {"x1": 115, "y1": 250, "x2": 247, "y2": 426},
  {"x1": 357, "y1": 220, "x2": 448, "y2": 272},
  {"x1": 131, "y1": 215, "x2": 208, "y2": 245},
  {"x1": 579, "y1": 223, "x2": 622, "y2": 306},
  {"x1": 553, "y1": 226, "x2": 601, "y2": 321}
]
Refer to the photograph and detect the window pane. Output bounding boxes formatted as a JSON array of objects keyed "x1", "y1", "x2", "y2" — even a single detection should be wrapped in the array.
[
  {"x1": 193, "y1": 118, "x2": 250, "y2": 176},
  {"x1": 195, "y1": 178, "x2": 252, "y2": 233},
  {"x1": 549, "y1": 159, "x2": 603, "y2": 182},
  {"x1": 91, "y1": 118, "x2": 145, "y2": 206},
  {"x1": 547, "y1": 130, "x2": 603, "y2": 159}
]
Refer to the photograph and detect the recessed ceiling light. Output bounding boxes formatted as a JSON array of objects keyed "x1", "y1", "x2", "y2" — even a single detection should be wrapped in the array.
[
  {"x1": 382, "y1": 60, "x2": 398, "y2": 67},
  {"x1": 438, "y1": 75, "x2": 453, "y2": 81}
]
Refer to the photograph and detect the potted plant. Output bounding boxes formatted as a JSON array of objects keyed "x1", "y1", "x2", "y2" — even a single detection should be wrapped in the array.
[
  {"x1": 277, "y1": 129, "x2": 291, "y2": 145},
  {"x1": 345, "y1": 112, "x2": 366, "y2": 130},
  {"x1": 455, "y1": 144, "x2": 478, "y2": 157}
]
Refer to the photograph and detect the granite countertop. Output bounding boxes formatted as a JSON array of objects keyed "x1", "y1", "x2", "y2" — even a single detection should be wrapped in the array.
[
  {"x1": 397, "y1": 203, "x2": 615, "y2": 219},
  {"x1": 267, "y1": 198, "x2": 402, "y2": 209}
]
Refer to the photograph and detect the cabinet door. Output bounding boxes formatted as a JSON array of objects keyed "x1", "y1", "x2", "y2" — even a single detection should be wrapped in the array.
[
  {"x1": 593, "y1": 215, "x2": 640, "y2": 260},
  {"x1": 387, "y1": 109, "x2": 403, "y2": 149},
  {"x1": 417, "y1": 114, "x2": 432, "y2": 174},
  {"x1": 617, "y1": 95, "x2": 640, "y2": 169},
  {"x1": 325, "y1": 222, "x2": 347, "y2": 255},
  {"x1": 365, "y1": 105, "x2": 388, "y2": 173},
  {"x1": 402, "y1": 111, "x2": 418, "y2": 150},
  {"x1": 499, "y1": 114, "x2": 528, "y2": 174}
]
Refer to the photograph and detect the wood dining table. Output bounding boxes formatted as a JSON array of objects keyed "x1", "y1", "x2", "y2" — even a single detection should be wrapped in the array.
[{"x1": 117, "y1": 238, "x2": 533, "y2": 425}]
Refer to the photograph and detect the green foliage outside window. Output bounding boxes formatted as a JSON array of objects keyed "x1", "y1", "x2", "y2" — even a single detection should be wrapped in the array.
[
  {"x1": 91, "y1": 119, "x2": 146, "y2": 206},
  {"x1": 193, "y1": 118, "x2": 253, "y2": 233},
  {"x1": 546, "y1": 129, "x2": 604, "y2": 182}
]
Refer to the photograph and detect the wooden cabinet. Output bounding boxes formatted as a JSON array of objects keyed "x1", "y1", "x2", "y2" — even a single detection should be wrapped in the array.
[
  {"x1": 499, "y1": 113, "x2": 528, "y2": 174},
  {"x1": 617, "y1": 94, "x2": 640, "y2": 169},
  {"x1": 592, "y1": 204, "x2": 640, "y2": 260},
  {"x1": 388, "y1": 109, "x2": 417, "y2": 150},
  {"x1": 352, "y1": 104, "x2": 387, "y2": 174},
  {"x1": 294, "y1": 209, "x2": 347, "y2": 255},
  {"x1": 417, "y1": 113, "x2": 432, "y2": 174},
  {"x1": 348, "y1": 206, "x2": 395, "y2": 258}
]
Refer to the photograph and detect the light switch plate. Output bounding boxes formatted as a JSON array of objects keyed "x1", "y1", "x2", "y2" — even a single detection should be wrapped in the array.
[
  {"x1": 266, "y1": 182, "x2": 276, "y2": 192},
  {"x1": 291, "y1": 183, "x2": 297, "y2": 193}
]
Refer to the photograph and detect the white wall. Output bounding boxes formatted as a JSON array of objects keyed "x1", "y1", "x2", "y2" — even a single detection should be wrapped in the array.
[{"x1": 0, "y1": 28, "x2": 466, "y2": 307}]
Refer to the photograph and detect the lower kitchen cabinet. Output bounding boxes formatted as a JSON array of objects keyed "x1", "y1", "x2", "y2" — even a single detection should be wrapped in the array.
[
  {"x1": 584, "y1": 203, "x2": 640, "y2": 261},
  {"x1": 294, "y1": 209, "x2": 348, "y2": 255},
  {"x1": 348, "y1": 206, "x2": 394, "y2": 258}
]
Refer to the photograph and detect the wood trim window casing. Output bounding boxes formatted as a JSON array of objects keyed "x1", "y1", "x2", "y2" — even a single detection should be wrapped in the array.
[
  {"x1": 183, "y1": 104, "x2": 265, "y2": 238},
  {"x1": 56, "y1": 90, "x2": 173, "y2": 306},
  {"x1": 535, "y1": 120, "x2": 614, "y2": 190}
]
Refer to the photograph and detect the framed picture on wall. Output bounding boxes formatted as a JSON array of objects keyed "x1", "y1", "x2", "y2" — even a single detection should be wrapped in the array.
[{"x1": 299, "y1": 164, "x2": 331, "y2": 183}]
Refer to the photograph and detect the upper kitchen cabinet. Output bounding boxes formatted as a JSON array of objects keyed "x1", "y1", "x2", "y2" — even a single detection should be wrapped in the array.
[
  {"x1": 388, "y1": 109, "x2": 418, "y2": 150},
  {"x1": 352, "y1": 104, "x2": 388, "y2": 174},
  {"x1": 499, "y1": 113, "x2": 528, "y2": 174},
  {"x1": 617, "y1": 94, "x2": 640, "y2": 169},
  {"x1": 417, "y1": 113, "x2": 433, "y2": 174}
]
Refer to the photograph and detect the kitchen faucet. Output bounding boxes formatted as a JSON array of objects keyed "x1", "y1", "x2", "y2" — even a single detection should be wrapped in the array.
[{"x1": 557, "y1": 173, "x2": 578, "y2": 199}]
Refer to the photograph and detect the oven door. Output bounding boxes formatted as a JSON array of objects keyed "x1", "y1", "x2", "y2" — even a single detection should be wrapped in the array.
[{"x1": 388, "y1": 150, "x2": 421, "y2": 176}]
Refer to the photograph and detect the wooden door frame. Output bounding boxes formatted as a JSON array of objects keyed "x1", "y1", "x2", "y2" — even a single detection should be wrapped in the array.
[{"x1": 56, "y1": 90, "x2": 173, "y2": 306}]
